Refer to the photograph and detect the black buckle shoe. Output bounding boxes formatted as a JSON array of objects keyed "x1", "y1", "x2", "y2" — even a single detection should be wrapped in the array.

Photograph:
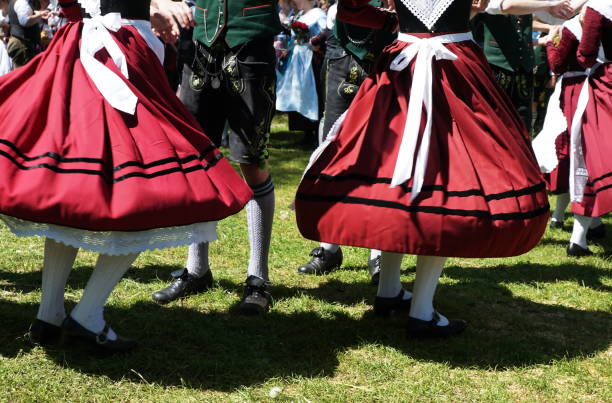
[
  {"x1": 369, "y1": 255, "x2": 381, "y2": 285},
  {"x1": 587, "y1": 224, "x2": 606, "y2": 240},
  {"x1": 29, "y1": 319, "x2": 62, "y2": 347},
  {"x1": 62, "y1": 316, "x2": 137, "y2": 354},
  {"x1": 152, "y1": 268, "x2": 213, "y2": 305},
  {"x1": 239, "y1": 275, "x2": 271, "y2": 315},
  {"x1": 406, "y1": 312, "x2": 467, "y2": 338},
  {"x1": 297, "y1": 247, "x2": 343, "y2": 275},
  {"x1": 566, "y1": 242, "x2": 593, "y2": 257},
  {"x1": 374, "y1": 289, "x2": 412, "y2": 317}
]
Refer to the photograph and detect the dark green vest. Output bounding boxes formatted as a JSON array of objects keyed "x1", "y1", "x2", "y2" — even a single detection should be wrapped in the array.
[
  {"x1": 481, "y1": 14, "x2": 533, "y2": 73},
  {"x1": 193, "y1": 0, "x2": 282, "y2": 48},
  {"x1": 334, "y1": 0, "x2": 396, "y2": 62}
]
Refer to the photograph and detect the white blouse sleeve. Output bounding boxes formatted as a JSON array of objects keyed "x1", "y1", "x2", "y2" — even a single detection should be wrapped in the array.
[{"x1": 14, "y1": 0, "x2": 35, "y2": 26}]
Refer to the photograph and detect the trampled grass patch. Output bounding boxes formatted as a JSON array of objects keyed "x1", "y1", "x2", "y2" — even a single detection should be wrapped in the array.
[{"x1": 1, "y1": 118, "x2": 611, "y2": 402}]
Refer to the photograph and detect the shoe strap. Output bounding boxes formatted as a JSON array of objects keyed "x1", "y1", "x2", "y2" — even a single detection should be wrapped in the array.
[{"x1": 96, "y1": 324, "x2": 111, "y2": 345}]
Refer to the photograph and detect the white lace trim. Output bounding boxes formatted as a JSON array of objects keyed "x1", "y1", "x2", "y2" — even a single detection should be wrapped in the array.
[
  {"x1": 399, "y1": 0, "x2": 455, "y2": 30},
  {"x1": 77, "y1": 0, "x2": 101, "y2": 17},
  {"x1": 0, "y1": 214, "x2": 218, "y2": 255}
]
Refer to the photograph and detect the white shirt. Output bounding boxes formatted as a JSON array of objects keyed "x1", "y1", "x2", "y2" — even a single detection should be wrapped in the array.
[
  {"x1": 14, "y1": 0, "x2": 35, "y2": 26},
  {"x1": 326, "y1": 3, "x2": 337, "y2": 30},
  {"x1": 485, "y1": 0, "x2": 506, "y2": 15}
]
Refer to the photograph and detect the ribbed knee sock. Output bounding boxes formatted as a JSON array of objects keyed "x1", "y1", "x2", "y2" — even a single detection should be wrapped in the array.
[
  {"x1": 409, "y1": 255, "x2": 448, "y2": 325},
  {"x1": 246, "y1": 176, "x2": 275, "y2": 281},
  {"x1": 570, "y1": 214, "x2": 593, "y2": 248},
  {"x1": 377, "y1": 252, "x2": 410, "y2": 299},
  {"x1": 70, "y1": 252, "x2": 139, "y2": 341},
  {"x1": 186, "y1": 242, "x2": 210, "y2": 277},
  {"x1": 552, "y1": 193, "x2": 570, "y2": 222},
  {"x1": 37, "y1": 238, "x2": 78, "y2": 326}
]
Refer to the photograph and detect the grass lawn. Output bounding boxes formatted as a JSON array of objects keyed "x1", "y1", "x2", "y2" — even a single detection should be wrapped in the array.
[{"x1": 1, "y1": 116, "x2": 611, "y2": 402}]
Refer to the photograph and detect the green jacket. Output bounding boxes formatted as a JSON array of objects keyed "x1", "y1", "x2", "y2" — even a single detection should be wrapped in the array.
[
  {"x1": 334, "y1": 0, "x2": 396, "y2": 62},
  {"x1": 193, "y1": 0, "x2": 282, "y2": 48},
  {"x1": 479, "y1": 14, "x2": 533, "y2": 73}
]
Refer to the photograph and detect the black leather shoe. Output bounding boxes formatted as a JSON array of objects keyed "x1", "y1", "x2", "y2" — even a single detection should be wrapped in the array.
[
  {"x1": 406, "y1": 312, "x2": 467, "y2": 338},
  {"x1": 567, "y1": 242, "x2": 593, "y2": 257},
  {"x1": 239, "y1": 275, "x2": 271, "y2": 315},
  {"x1": 152, "y1": 268, "x2": 213, "y2": 304},
  {"x1": 29, "y1": 319, "x2": 62, "y2": 346},
  {"x1": 374, "y1": 289, "x2": 411, "y2": 317},
  {"x1": 369, "y1": 255, "x2": 381, "y2": 285},
  {"x1": 297, "y1": 247, "x2": 343, "y2": 275},
  {"x1": 62, "y1": 316, "x2": 137, "y2": 354},
  {"x1": 549, "y1": 220, "x2": 564, "y2": 230},
  {"x1": 587, "y1": 224, "x2": 606, "y2": 240}
]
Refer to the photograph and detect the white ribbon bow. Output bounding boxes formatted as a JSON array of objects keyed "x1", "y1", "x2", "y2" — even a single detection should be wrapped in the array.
[
  {"x1": 80, "y1": 13, "x2": 138, "y2": 114},
  {"x1": 389, "y1": 33, "x2": 471, "y2": 201},
  {"x1": 569, "y1": 62, "x2": 602, "y2": 202}
]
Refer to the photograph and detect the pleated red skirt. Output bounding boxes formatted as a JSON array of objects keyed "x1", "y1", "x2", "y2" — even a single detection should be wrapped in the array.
[
  {"x1": 544, "y1": 75, "x2": 586, "y2": 194},
  {"x1": 572, "y1": 63, "x2": 612, "y2": 217},
  {"x1": 0, "y1": 22, "x2": 252, "y2": 231},
  {"x1": 295, "y1": 35, "x2": 549, "y2": 258}
]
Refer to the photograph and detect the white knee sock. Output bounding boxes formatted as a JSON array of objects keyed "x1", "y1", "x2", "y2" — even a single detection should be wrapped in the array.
[
  {"x1": 409, "y1": 255, "x2": 448, "y2": 325},
  {"x1": 70, "y1": 252, "x2": 139, "y2": 341},
  {"x1": 377, "y1": 252, "x2": 411, "y2": 299},
  {"x1": 37, "y1": 238, "x2": 78, "y2": 326},
  {"x1": 590, "y1": 216, "x2": 602, "y2": 228},
  {"x1": 552, "y1": 193, "x2": 570, "y2": 222},
  {"x1": 320, "y1": 243, "x2": 340, "y2": 253},
  {"x1": 570, "y1": 214, "x2": 593, "y2": 248},
  {"x1": 246, "y1": 177, "x2": 275, "y2": 281},
  {"x1": 186, "y1": 242, "x2": 209, "y2": 277},
  {"x1": 368, "y1": 249, "x2": 382, "y2": 275}
]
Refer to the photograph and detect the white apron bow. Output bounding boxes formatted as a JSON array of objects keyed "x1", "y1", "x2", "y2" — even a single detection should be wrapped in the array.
[
  {"x1": 569, "y1": 62, "x2": 603, "y2": 202},
  {"x1": 390, "y1": 32, "x2": 473, "y2": 201},
  {"x1": 80, "y1": 13, "x2": 138, "y2": 114}
]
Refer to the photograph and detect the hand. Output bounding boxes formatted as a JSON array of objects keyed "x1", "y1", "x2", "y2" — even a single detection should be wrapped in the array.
[
  {"x1": 549, "y1": 0, "x2": 574, "y2": 20},
  {"x1": 470, "y1": 0, "x2": 489, "y2": 19},
  {"x1": 150, "y1": 0, "x2": 195, "y2": 43}
]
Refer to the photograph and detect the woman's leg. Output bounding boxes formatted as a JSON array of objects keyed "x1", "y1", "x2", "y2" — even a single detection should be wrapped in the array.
[
  {"x1": 373, "y1": 251, "x2": 411, "y2": 316},
  {"x1": 69, "y1": 252, "x2": 139, "y2": 341}
]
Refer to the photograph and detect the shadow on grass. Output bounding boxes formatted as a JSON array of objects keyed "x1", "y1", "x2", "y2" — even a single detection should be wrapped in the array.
[{"x1": 1, "y1": 262, "x2": 611, "y2": 390}]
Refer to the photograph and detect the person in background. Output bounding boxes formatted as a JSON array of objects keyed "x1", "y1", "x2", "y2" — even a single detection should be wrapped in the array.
[
  {"x1": 276, "y1": 0, "x2": 327, "y2": 148},
  {"x1": 0, "y1": 0, "x2": 12, "y2": 75},
  {"x1": 473, "y1": 0, "x2": 574, "y2": 134},
  {"x1": 6, "y1": 0, "x2": 49, "y2": 67}
]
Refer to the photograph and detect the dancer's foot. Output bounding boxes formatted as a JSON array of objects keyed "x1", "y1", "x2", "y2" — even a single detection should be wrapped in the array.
[
  {"x1": 297, "y1": 247, "x2": 343, "y2": 275},
  {"x1": 369, "y1": 255, "x2": 381, "y2": 285},
  {"x1": 29, "y1": 319, "x2": 63, "y2": 346},
  {"x1": 239, "y1": 275, "x2": 272, "y2": 315},
  {"x1": 152, "y1": 268, "x2": 213, "y2": 304},
  {"x1": 549, "y1": 219, "x2": 564, "y2": 230},
  {"x1": 566, "y1": 242, "x2": 593, "y2": 257},
  {"x1": 62, "y1": 316, "x2": 137, "y2": 354},
  {"x1": 373, "y1": 288, "x2": 412, "y2": 317},
  {"x1": 406, "y1": 311, "x2": 467, "y2": 338}
]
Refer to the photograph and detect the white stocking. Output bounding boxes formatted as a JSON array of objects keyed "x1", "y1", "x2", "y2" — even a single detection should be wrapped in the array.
[
  {"x1": 409, "y1": 255, "x2": 448, "y2": 325},
  {"x1": 570, "y1": 214, "x2": 593, "y2": 248},
  {"x1": 377, "y1": 252, "x2": 411, "y2": 299},
  {"x1": 552, "y1": 193, "x2": 570, "y2": 222}
]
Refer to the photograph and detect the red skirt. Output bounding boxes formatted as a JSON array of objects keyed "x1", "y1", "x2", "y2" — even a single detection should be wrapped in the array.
[
  {"x1": 544, "y1": 75, "x2": 586, "y2": 194},
  {"x1": 295, "y1": 35, "x2": 549, "y2": 258},
  {"x1": 0, "y1": 22, "x2": 252, "y2": 231},
  {"x1": 572, "y1": 63, "x2": 612, "y2": 217}
]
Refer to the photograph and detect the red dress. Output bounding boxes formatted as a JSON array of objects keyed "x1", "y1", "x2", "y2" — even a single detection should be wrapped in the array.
[
  {"x1": 295, "y1": 0, "x2": 549, "y2": 258},
  {"x1": 0, "y1": 3, "x2": 252, "y2": 252},
  {"x1": 542, "y1": 22, "x2": 586, "y2": 194},
  {"x1": 571, "y1": 1, "x2": 612, "y2": 217}
]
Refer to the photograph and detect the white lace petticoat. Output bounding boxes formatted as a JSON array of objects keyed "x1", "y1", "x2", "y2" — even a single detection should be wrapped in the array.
[{"x1": 0, "y1": 214, "x2": 218, "y2": 255}]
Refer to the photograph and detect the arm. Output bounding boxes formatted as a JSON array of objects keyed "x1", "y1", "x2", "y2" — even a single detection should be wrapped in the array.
[
  {"x1": 58, "y1": 0, "x2": 83, "y2": 22},
  {"x1": 337, "y1": 0, "x2": 398, "y2": 32},
  {"x1": 14, "y1": 0, "x2": 49, "y2": 27},
  {"x1": 533, "y1": 17, "x2": 553, "y2": 33},
  {"x1": 487, "y1": 0, "x2": 573, "y2": 19},
  {"x1": 577, "y1": 6, "x2": 603, "y2": 68},
  {"x1": 545, "y1": 26, "x2": 577, "y2": 73}
]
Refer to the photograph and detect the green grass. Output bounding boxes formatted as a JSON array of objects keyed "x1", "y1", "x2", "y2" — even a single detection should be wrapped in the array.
[{"x1": 1, "y1": 117, "x2": 611, "y2": 402}]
